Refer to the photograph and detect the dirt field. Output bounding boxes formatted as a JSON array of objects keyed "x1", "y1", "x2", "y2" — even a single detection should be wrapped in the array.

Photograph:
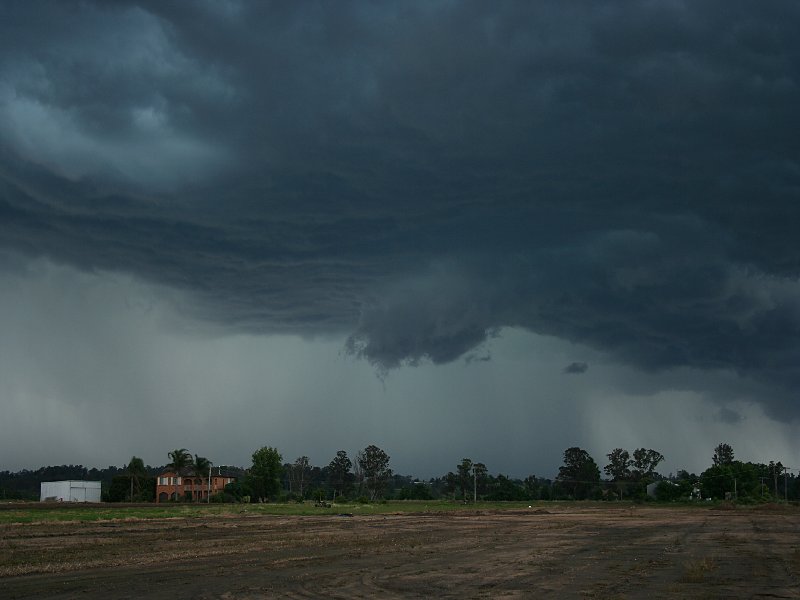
[{"x1": 2, "y1": 504, "x2": 799, "y2": 599}]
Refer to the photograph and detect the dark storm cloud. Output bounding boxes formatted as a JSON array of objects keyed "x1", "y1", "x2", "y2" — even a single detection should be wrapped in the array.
[
  {"x1": 716, "y1": 407, "x2": 744, "y2": 425},
  {"x1": 2, "y1": 2, "x2": 800, "y2": 414},
  {"x1": 564, "y1": 362, "x2": 589, "y2": 375}
]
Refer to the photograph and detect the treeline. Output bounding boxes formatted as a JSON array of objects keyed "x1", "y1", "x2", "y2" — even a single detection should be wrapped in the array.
[
  {"x1": 2, "y1": 441, "x2": 797, "y2": 503},
  {"x1": 168, "y1": 446, "x2": 554, "y2": 504},
  {"x1": 0, "y1": 463, "x2": 163, "y2": 501},
  {"x1": 551, "y1": 443, "x2": 799, "y2": 503}
]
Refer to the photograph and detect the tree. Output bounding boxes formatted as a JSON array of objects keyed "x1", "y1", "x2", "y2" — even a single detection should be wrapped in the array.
[
  {"x1": 604, "y1": 448, "x2": 631, "y2": 481},
  {"x1": 193, "y1": 456, "x2": 211, "y2": 502},
  {"x1": 700, "y1": 463, "x2": 734, "y2": 500},
  {"x1": 224, "y1": 480, "x2": 253, "y2": 503},
  {"x1": 250, "y1": 446, "x2": 283, "y2": 502},
  {"x1": 457, "y1": 458, "x2": 473, "y2": 501},
  {"x1": 485, "y1": 474, "x2": 527, "y2": 501},
  {"x1": 291, "y1": 456, "x2": 310, "y2": 498},
  {"x1": 443, "y1": 472, "x2": 458, "y2": 500},
  {"x1": 473, "y1": 462, "x2": 488, "y2": 501},
  {"x1": 603, "y1": 448, "x2": 631, "y2": 499},
  {"x1": 556, "y1": 447, "x2": 600, "y2": 500},
  {"x1": 631, "y1": 448, "x2": 664, "y2": 480},
  {"x1": 396, "y1": 482, "x2": 433, "y2": 500},
  {"x1": 654, "y1": 480, "x2": 683, "y2": 502},
  {"x1": 357, "y1": 445, "x2": 392, "y2": 501},
  {"x1": 327, "y1": 450, "x2": 353, "y2": 500},
  {"x1": 769, "y1": 461, "x2": 785, "y2": 498},
  {"x1": 712, "y1": 443, "x2": 734, "y2": 467},
  {"x1": 108, "y1": 475, "x2": 134, "y2": 502},
  {"x1": 126, "y1": 456, "x2": 146, "y2": 502},
  {"x1": 167, "y1": 449, "x2": 193, "y2": 502}
]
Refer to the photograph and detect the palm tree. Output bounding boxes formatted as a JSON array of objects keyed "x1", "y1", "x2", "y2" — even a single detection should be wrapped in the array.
[
  {"x1": 167, "y1": 449, "x2": 193, "y2": 502},
  {"x1": 126, "y1": 456, "x2": 147, "y2": 502},
  {"x1": 193, "y1": 455, "x2": 211, "y2": 502}
]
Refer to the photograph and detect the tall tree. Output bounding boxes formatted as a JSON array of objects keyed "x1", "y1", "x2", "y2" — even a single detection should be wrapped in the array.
[
  {"x1": 126, "y1": 456, "x2": 146, "y2": 502},
  {"x1": 604, "y1": 448, "x2": 631, "y2": 481},
  {"x1": 473, "y1": 462, "x2": 488, "y2": 501},
  {"x1": 327, "y1": 450, "x2": 353, "y2": 499},
  {"x1": 523, "y1": 475, "x2": 550, "y2": 501},
  {"x1": 457, "y1": 458, "x2": 473, "y2": 501},
  {"x1": 167, "y1": 449, "x2": 193, "y2": 502},
  {"x1": 556, "y1": 447, "x2": 600, "y2": 500},
  {"x1": 357, "y1": 445, "x2": 392, "y2": 501},
  {"x1": 250, "y1": 446, "x2": 283, "y2": 501},
  {"x1": 193, "y1": 455, "x2": 211, "y2": 501},
  {"x1": 444, "y1": 472, "x2": 458, "y2": 500},
  {"x1": 292, "y1": 456, "x2": 310, "y2": 498},
  {"x1": 712, "y1": 443, "x2": 734, "y2": 467},
  {"x1": 631, "y1": 448, "x2": 664, "y2": 480}
]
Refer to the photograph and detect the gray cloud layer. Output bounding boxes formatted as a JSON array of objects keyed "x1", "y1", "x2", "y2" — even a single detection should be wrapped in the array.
[{"x1": 2, "y1": 2, "x2": 800, "y2": 416}]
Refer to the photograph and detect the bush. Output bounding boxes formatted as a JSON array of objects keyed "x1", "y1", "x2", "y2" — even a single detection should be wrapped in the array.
[
  {"x1": 209, "y1": 492, "x2": 230, "y2": 503},
  {"x1": 395, "y1": 485, "x2": 433, "y2": 500}
]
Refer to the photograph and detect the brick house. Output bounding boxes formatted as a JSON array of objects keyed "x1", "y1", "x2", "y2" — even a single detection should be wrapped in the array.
[{"x1": 155, "y1": 468, "x2": 239, "y2": 503}]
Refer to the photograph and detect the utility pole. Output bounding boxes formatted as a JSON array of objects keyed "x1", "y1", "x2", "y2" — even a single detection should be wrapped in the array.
[
  {"x1": 207, "y1": 463, "x2": 211, "y2": 503},
  {"x1": 473, "y1": 466, "x2": 477, "y2": 504}
]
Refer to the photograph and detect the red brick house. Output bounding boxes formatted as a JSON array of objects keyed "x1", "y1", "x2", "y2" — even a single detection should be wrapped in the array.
[{"x1": 156, "y1": 469, "x2": 238, "y2": 503}]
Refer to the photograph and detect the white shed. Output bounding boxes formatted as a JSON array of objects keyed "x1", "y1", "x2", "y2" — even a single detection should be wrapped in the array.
[{"x1": 40, "y1": 480, "x2": 102, "y2": 502}]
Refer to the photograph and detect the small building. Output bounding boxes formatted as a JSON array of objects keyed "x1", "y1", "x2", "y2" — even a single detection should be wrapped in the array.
[
  {"x1": 155, "y1": 468, "x2": 238, "y2": 503},
  {"x1": 40, "y1": 480, "x2": 102, "y2": 502}
]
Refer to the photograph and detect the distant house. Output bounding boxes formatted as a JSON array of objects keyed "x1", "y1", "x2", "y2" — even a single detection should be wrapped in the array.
[
  {"x1": 646, "y1": 481, "x2": 667, "y2": 498},
  {"x1": 41, "y1": 480, "x2": 101, "y2": 502},
  {"x1": 155, "y1": 468, "x2": 238, "y2": 503}
]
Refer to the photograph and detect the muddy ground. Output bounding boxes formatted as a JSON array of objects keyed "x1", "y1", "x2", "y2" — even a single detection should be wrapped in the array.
[{"x1": 2, "y1": 504, "x2": 799, "y2": 599}]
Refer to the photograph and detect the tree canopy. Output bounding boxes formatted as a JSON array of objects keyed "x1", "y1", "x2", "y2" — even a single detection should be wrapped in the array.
[
  {"x1": 604, "y1": 448, "x2": 631, "y2": 482},
  {"x1": 328, "y1": 450, "x2": 353, "y2": 498},
  {"x1": 249, "y1": 446, "x2": 283, "y2": 501},
  {"x1": 556, "y1": 447, "x2": 600, "y2": 500},
  {"x1": 712, "y1": 443, "x2": 735, "y2": 467},
  {"x1": 357, "y1": 445, "x2": 392, "y2": 501}
]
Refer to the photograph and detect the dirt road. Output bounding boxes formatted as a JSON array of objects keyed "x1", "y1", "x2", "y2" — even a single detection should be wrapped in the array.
[{"x1": 2, "y1": 505, "x2": 799, "y2": 598}]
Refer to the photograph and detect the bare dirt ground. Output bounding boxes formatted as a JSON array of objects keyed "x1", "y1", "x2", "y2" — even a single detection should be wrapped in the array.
[{"x1": 2, "y1": 504, "x2": 799, "y2": 599}]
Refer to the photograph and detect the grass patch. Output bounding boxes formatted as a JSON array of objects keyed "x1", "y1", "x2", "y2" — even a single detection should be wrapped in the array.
[
  {"x1": 680, "y1": 557, "x2": 716, "y2": 583},
  {"x1": 0, "y1": 499, "x2": 725, "y2": 525}
]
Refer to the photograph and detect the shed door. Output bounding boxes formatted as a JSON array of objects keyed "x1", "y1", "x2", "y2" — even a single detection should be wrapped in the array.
[{"x1": 70, "y1": 487, "x2": 86, "y2": 502}]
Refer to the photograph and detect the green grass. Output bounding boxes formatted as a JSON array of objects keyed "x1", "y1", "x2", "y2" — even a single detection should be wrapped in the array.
[
  {"x1": 0, "y1": 505, "x2": 230, "y2": 524},
  {"x1": 0, "y1": 500, "x2": 543, "y2": 524},
  {"x1": 0, "y1": 498, "x2": 740, "y2": 525}
]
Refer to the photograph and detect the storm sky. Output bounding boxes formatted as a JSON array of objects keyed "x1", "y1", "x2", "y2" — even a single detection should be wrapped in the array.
[{"x1": 1, "y1": 1, "x2": 799, "y2": 478}]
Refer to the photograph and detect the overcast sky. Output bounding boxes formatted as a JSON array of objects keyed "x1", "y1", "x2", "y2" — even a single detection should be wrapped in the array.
[{"x1": 1, "y1": 1, "x2": 799, "y2": 479}]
